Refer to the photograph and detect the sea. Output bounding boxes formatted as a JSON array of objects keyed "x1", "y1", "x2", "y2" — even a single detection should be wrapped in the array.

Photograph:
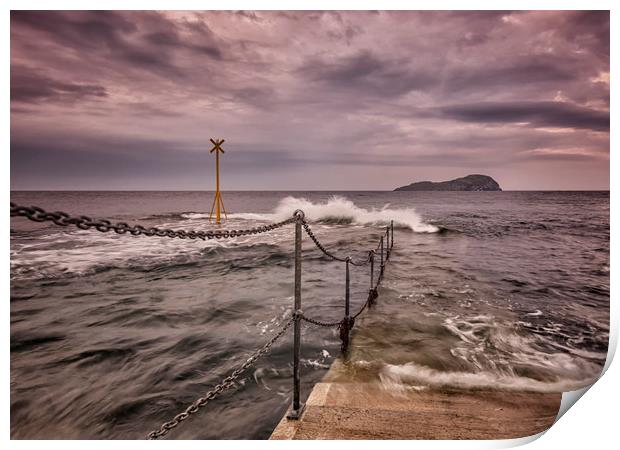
[{"x1": 10, "y1": 191, "x2": 610, "y2": 439}]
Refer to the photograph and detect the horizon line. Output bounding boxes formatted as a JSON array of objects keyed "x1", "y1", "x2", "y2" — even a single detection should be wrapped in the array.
[{"x1": 10, "y1": 189, "x2": 611, "y2": 192}]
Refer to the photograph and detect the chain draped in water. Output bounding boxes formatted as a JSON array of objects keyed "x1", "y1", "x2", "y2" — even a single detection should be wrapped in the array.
[
  {"x1": 299, "y1": 236, "x2": 390, "y2": 328},
  {"x1": 300, "y1": 219, "x2": 371, "y2": 266},
  {"x1": 300, "y1": 314, "x2": 342, "y2": 328},
  {"x1": 10, "y1": 203, "x2": 295, "y2": 240},
  {"x1": 10, "y1": 202, "x2": 395, "y2": 439},
  {"x1": 146, "y1": 315, "x2": 294, "y2": 439},
  {"x1": 301, "y1": 259, "x2": 385, "y2": 327}
]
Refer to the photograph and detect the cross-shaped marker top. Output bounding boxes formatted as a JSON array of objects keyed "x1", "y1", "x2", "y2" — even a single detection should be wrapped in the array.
[{"x1": 210, "y1": 138, "x2": 225, "y2": 153}]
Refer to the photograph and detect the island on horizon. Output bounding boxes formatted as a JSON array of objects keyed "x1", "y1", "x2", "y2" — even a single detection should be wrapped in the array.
[{"x1": 394, "y1": 174, "x2": 502, "y2": 192}]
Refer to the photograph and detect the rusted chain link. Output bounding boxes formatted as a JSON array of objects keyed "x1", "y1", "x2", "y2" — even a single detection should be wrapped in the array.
[
  {"x1": 353, "y1": 288, "x2": 379, "y2": 319},
  {"x1": 300, "y1": 271, "x2": 383, "y2": 329},
  {"x1": 300, "y1": 313, "x2": 342, "y2": 328},
  {"x1": 301, "y1": 219, "x2": 371, "y2": 266},
  {"x1": 338, "y1": 316, "x2": 356, "y2": 352},
  {"x1": 146, "y1": 315, "x2": 294, "y2": 439},
  {"x1": 353, "y1": 301, "x2": 369, "y2": 319},
  {"x1": 12, "y1": 202, "x2": 395, "y2": 437},
  {"x1": 299, "y1": 238, "x2": 387, "y2": 328},
  {"x1": 299, "y1": 232, "x2": 390, "y2": 329},
  {"x1": 10, "y1": 203, "x2": 295, "y2": 240}
]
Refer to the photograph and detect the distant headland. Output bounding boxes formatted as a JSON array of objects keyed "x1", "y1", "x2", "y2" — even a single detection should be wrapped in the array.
[{"x1": 394, "y1": 174, "x2": 502, "y2": 191}]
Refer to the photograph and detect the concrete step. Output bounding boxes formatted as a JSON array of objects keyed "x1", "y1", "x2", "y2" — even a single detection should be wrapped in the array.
[{"x1": 270, "y1": 380, "x2": 561, "y2": 440}]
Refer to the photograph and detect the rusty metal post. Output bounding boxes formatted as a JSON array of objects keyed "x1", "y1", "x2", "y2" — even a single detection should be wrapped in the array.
[
  {"x1": 380, "y1": 236, "x2": 384, "y2": 271},
  {"x1": 391, "y1": 220, "x2": 394, "y2": 249},
  {"x1": 287, "y1": 211, "x2": 304, "y2": 420}
]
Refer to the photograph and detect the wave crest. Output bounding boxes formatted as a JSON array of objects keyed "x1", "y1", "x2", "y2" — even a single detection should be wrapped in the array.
[{"x1": 262, "y1": 196, "x2": 438, "y2": 233}]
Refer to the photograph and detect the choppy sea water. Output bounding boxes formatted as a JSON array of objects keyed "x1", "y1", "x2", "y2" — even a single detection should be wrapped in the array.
[{"x1": 10, "y1": 191, "x2": 609, "y2": 439}]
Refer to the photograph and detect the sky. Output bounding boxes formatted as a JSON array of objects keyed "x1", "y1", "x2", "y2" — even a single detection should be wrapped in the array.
[{"x1": 10, "y1": 10, "x2": 610, "y2": 190}]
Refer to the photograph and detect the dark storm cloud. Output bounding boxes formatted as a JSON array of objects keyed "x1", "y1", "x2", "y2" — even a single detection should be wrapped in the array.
[
  {"x1": 444, "y1": 57, "x2": 580, "y2": 93},
  {"x1": 438, "y1": 101, "x2": 609, "y2": 132},
  {"x1": 11, "y1": 10, "x2": 223, "y2": 80},
  {"x1": 11, "y1": 11, "x2": 137, "y2": 49},
  {"x1": 10, "y1": 11, "x2": 609, "y2": 190},
  {"x1": 144, "y1": 29, "x2": 221, "y2": 58},
  {"x1": 11, "y1": 66, "x2": 107, "y2": 103},
  {"x1": 561, "y1": 11, "x2": 610, "y2": 58},
  {"x1": 300, "y1": 50, "x2": 435, "y2": 98}
]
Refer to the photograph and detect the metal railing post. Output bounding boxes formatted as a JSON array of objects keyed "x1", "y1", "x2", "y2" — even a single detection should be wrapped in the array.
[
  {"x1": 369, "y1": 251, "x2": 374, "y2": 290},
  {"x1": 391, "y1": 220, "x2": 394, "y2": 249},
  {"x1": 345, "y1": 258, "x2": 350, "y2": 317},
  {"x1": 339, "y1": 257, "x2": 352, "y2": 353},
  {"x1": 287, "y1": 211, "x2": 304, "y2": 420},
  {"x1": 380, "y1": 236, "x2": 384, "y2": 271},
  {"x1": 369, "y1": 250, "x2": 376, "y2": 308}
]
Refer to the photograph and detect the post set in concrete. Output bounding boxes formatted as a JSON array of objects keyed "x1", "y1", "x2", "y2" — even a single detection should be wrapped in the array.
[{"x1": 288, "y1": 217, "x2": 394, "y2": 421}]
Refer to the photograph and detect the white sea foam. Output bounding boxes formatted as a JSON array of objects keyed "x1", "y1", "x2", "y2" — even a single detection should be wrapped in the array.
[
  {"x1": 13, "y1": 195, "x2": 434, "y2": 279},
  {"x1": 181, "y1": 213, "x2": 210, "y2": 219},
  {"x1": 233, "y1": 196, "x2": 439, "y2": 233},
  {"x1": 9, "y1": 218, "x2": 289, "y2": 280},
  {"x1": 429, "y1": 313, "x2": 605, "y2": 392},
  {"x1": 379, "y1": 361, "x2": 598, "y2": 393},
  {"x1": 182, "y1": 212, "x2": 273, "y2": 221}
]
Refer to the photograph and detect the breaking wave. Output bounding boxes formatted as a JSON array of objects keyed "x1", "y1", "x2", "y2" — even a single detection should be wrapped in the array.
[{"x1": 233, "y1": 196, "x2": 439, "y2": 233}]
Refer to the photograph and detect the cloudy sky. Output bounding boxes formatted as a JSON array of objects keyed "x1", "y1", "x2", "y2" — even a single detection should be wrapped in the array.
[{"x1": 11, "y1": 11, "x2": 609, "y2": 190}]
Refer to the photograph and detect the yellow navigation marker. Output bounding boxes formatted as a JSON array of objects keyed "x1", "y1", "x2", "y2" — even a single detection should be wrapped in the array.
[{"x1": 208, "y1": 138, "x2": 227, "y2": 224}]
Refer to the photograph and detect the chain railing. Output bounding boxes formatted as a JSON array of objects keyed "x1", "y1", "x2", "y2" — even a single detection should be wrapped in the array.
[
  {"x1": 146, "y1": 315, "x2": 294, "y2": 439},
  {"x1": 298, "y1": 220, "x2": 392, "y2": 353},
  {"x1": 10, "y1": 203, "x2": 395, "y2": 439},
  {"x1": 10, "y1": 203, "x2": 295, "y2": 240},
  {"x1": 301, "y1": 219, "x2": 371, "y2": 266}
]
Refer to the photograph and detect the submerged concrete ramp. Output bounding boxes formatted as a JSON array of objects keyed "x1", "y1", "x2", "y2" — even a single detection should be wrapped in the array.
[{"x1": 270, "y1": 375, "x2": 561, "y2": 440}]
